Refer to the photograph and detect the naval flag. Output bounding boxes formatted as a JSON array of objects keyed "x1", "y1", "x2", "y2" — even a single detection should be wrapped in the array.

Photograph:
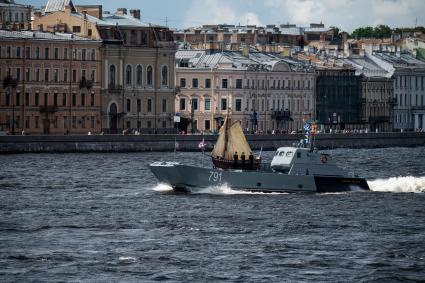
[{"x1": 198, "y1": 138, "x2": 207, "y2": 150}]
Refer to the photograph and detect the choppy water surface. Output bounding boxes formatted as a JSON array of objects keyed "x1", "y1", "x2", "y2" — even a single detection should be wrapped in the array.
[{"x1": 1, "y1": 147, "x2": 425, "y2": 282}]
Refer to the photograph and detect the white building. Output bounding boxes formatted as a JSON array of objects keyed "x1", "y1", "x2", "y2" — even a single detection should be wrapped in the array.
[
  {"x1": 372, "y1": 52, "x2": 425, "y2": 131},
  {"x1": 175, "y1": 49, "x2": 316, "y2": 133}
]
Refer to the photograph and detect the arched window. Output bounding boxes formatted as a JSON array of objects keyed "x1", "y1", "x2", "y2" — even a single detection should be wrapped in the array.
[
  {"x1": 136, "y1": 65, "x2": 142, "y2": 86},
  {"x1": 126, "y1": 65, "x2": 132, "y2": 86},
  {"x1": 109, "y1": 65, "x2": 116, "y2": 87},
  {"x1": 147, "y1": 65, "x2": 153, "y2": 86},
  {"x1": 161, "y1": 65, "x2": 168, "y2": 87}
]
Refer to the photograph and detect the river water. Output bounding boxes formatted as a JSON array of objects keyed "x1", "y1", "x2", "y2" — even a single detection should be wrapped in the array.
[{"x1": 1, "y1": 147, "x2": 425, "y2": 282}]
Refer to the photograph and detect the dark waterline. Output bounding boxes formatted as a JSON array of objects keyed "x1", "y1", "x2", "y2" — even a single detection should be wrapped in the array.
[{"x1": 1, "y1": 147, "x2": 425, "y2": 282}]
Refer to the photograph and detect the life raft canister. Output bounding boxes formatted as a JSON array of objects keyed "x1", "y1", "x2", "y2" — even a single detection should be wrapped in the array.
[{"x1": 320, "y1": 154, "x2": 330, "y2": 163}]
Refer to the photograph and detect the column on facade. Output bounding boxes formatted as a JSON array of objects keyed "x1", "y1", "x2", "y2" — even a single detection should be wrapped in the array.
[
  {"x1": 104, "y1": 59, "x2": 108, "y2": 88},
  {"x1": 414, "y1": 114, "x2": 419, "y2": 130}
]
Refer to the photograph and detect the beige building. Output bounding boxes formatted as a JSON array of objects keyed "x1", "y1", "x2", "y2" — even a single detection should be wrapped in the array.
[
  {"x1": 0, "y1": 30, "x2": 102, "y2": 134},
  {"x1": 0, "y1": 0, "x2": 32, "y2": 30},
  {"x1": 175, "y1": 49, "x2": 316, "y2": 133},
  {"x1": 34, "y1": 1, "x2": 177, "y2": 134}
]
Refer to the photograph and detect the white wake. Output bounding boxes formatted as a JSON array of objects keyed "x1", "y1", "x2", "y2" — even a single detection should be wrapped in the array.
[
  {"x1": 151, "y1": 183, "x2": 174, "y2": 192},
  {"x1": 368, "y1": 176, "x2": 425, "y2": 193}
]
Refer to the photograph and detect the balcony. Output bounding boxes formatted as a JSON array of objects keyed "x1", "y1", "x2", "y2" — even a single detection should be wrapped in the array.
[
  {"x1": 108, "y1": 83, "x2": 123, "y2": 93},
  {"x1": 39, "y1": 106, "x2": 58, "y2": 113},
  {"x1": 79, "y1": 77, "x2": 93, "y2": 90}
]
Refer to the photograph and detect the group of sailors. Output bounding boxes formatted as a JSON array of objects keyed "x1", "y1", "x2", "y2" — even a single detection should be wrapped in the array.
[{"x1": 233, "y1": 151, "x2": 254, "y2": 169}]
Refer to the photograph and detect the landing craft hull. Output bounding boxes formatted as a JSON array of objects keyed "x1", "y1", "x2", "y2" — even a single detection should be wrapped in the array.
[{"x1": 148, "y1": 162, "x2": 370, "y2": 193}]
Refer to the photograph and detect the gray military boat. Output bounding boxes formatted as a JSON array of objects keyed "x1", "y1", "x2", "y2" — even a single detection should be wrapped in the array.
[
  {"x1": 149, "y1": 117, "x2": 369, "y2": 193},
  {"x1": 149, "y1": 146, "x2": 370, "y2": 193}
]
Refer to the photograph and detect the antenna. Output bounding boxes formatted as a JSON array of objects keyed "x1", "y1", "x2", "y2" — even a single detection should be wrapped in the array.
[{"x1": 165, "y1": 16, "x2": 168, "y2": 27}]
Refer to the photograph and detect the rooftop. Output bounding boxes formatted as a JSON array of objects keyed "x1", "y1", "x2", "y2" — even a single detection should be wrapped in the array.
[{"x1": 0, "y1": 29, "x2": 101, "y2": 42}]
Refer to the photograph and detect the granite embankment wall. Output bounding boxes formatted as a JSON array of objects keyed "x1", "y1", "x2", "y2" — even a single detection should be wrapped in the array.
[{"x1": 1, "y1": 132, "x2": 425, "y2": 153}]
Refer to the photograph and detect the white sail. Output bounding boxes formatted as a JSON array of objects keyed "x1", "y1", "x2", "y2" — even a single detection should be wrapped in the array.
[{"x1": 211, "y1": 117, "x2": 228, "y2": 158}]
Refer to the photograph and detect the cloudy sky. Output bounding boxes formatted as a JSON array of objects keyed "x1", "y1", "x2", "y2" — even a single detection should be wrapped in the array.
[{"x1": 21, "y1": 0, "x2": 425, "y2": 32}]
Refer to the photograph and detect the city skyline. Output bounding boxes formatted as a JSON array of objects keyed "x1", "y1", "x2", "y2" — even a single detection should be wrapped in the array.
[{"x1": 20, "y1": 0, "x2": 425, "y2": 32}]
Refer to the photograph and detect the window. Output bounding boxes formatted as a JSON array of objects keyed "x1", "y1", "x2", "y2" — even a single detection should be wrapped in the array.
[
  {"x1": 205, "y1": 98, "x2": 211, "y2": 111},
  {"x1": 25, "y1": 68, "x2": 30, "y2": 81},
  {"x1": 126, "y1": 98, "x2": 131, "y2": 112},
  {"x1": 91, "y1": 49, "x2": 96, "y2": 60},
  {"x1": 72, "y1": 70, "x2": 77, "y2": 83},
  {"x1": 137, "y1": 99, "x2": 141, "y2": 113},
  {"x1": 35, "y1": 68, "x2": 40, "y2": 82},
  {"x1": 6, "y1": 93, "x2": 10, "y2": 106},
  {"x1": 25, "y1": 92, "x2": 29, "y2": 106},
  {"x1": 236, "y1": 79, "x2": 242, "y2": 89},
  {"x1": 63, "y1": 93, "x2": 67, "y2": 106},
  {"x1": 6, "y1": 46, "x2": 11, "y2": 58},
  {"x1": 72, "y1": 26, "x2": 81, "y2": 33},
  {"x1": 16, "y1": 67, "x2": 21, "y2": 81},
  {"x1": 44, "y1": 93, "x2": 48, "y2": 106},
  {"x1": 222, "y1": 79, "x2": 228, "y2": 89},
  {"x1": 90, "y1": 93, "x2": 95, "y2": 106},
  {"x1": 221, "y1": 98, "x2": 227, "y2": 110},
  {"x1": 192, "y1": 78, "x2": 198, "y2": 88},
  {"x1": 81, "y1": 49, "x2": 86, "y2": 61},
  {"x1": 35, "y1": 93, "x2": 39, "y2": 106},
  {"x1": 63, "y1": 69, "x2": 68, "y2": 82},
  {"x1": 72, "y1": 116, "x2": 77, "y2": 128},
  {"x1": 16, "y1": 46, "x2": 21, "y2": 58},
  {"x1": 44, "y1": 69, "x2": 49, "y2": 81},
  {"x1": 162, "y1": 120, "x2": 166, "y2": 128},
  {"x1": 16, "y1": 92, "x2": 20, "y2": 106},
  {"x1": 54, "y1": 93, "x2": 58, "y2": 106},
  {"x1": 235, "y1": 98, "x2": 242, "y2": 111},
  {"x1": 90, "y1": 70, "x2": 95, "y2": 82},
  {"x1": 90, "y1": 116, "x2": 95, "y2": 128},
  {"x1": 205, "y1": 120, "x2": 211, "y2": 130},
  {"x1": 82, "y1": 69, "x2": 86, "y2": 79},
  {"x1": 53, "y1": 69, "x2": 58, "y2": 82},
  {"x1": 81, "y1": 93, "x2": 85, "y2": 106},
  {"x1": 205, "y1": 78, "x2": 211, "y2": 89},
  {"x1": 25, "y1": 46, "x2": 30, "y2": 59},
  {"x1": 130, "y1": 30, "x2": 137, "y2": 45},
  {"x1": 147, "y1": 98, "x2": 152, "y2": 113},
  {"x1": 136, "y1": 65, "x2": 142, "y2": 86},
  {"x1": 88, "y1": 29, "x2": 92, "y2": 37},
  {"x1": 72, "y1": 49, "x2": 77, "y2": 60},
  {"x1": 180, "y1": 78, "x2": 186, "y2": 88},
  {"x1": 54, "y1": 48, "x2": 59, "y2": 60},
  {"x1": 109, "y1": 65, "x2": 116, "y2": 86},
  {"x1": 147, "y1": 66, "x2": 153, "y2": 86},
  {"x1": 180, "y1": 98, "x2": 186, "y2": 110},
  {"x1": 44, "y1": 47, "x2": 49, "y2": 59},
  {"x1": 162, "y1": 98, "x2": 167, "y2": 113},
  {"x1": 64, "y1": 48, "x2": 68, "y2": 60},
  {"x1": 191, "y1": 98, "x2": 198, "y2": 111},
  {"x1": 126, "y1": 65, "x2": 132, "y2": 85},
  {"x1": 63, "y1": 116, "x2": 67, "y2": 129},
  {"x1": 35, "y1": 116, "x2": 39, "y2": 128},
  {"x1": 72, "y1": 93, "x2": 76, "y2": 106},
  {"x1": 161, "y1": 65, "x2": 168, "y2": 87},
  {"x1": 25, "y1": 116, "x2": 30, "y2": 129}
]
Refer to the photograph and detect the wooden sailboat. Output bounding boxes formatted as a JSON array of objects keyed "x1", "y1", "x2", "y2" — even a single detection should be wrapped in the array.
[{"x1": 211, "y1": 116, "x2": 261, "y2": 170}]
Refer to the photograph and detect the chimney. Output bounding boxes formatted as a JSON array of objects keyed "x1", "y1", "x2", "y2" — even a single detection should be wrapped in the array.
[
  {"x1": 116, "y1": 8, "x2": 127, "y2": 15},
  {"x1": 130, "y1": 9, "x2": 140, "y2": 20}
]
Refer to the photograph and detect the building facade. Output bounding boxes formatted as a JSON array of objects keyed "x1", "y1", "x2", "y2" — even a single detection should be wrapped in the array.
[
  {"x1": 315, "y1": 67, "x2": 363, "y2": 130},
  {"x1": 372, "y1": 52, "x2": 425, "y2": 131},
  {"x1": 0, "y1": 30, "x2": 102, "y2": 134},
  {"x1": 34, "y1": 1, "x2": 177, "y2": 134},
  {"x1": 0, "y1": 0, "x2": 32, "y2": 30},
  {"x1": 175, "y1": 50, "x2": 316, "y2": 133}
]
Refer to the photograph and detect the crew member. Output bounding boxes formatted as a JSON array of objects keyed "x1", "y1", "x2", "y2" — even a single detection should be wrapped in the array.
[
  {"x1": 241, "y1": 152, "x2": 246, "y2": 169},
  {"x1": 233, "y1": 151, "x2": 238, "y2": 168},
  {"x1": 248, "y1": 152, "x2": 254, "y2": 169}
]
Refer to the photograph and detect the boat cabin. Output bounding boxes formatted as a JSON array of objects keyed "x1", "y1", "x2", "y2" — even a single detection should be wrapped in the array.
[{"x1": 270, "y1": 147, "x2": 348, "y2": 177}]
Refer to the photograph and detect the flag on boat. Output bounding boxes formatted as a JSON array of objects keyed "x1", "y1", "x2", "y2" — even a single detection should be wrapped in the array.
[
  {"x1": 198, "y1": 138, "x2": 207, "y2": 149},
  {"x1": 303, "y1": 123, "x2": 311, "y2": 132}
]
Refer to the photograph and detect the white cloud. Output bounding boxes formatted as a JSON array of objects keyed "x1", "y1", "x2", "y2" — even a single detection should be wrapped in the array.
[{"x1": 184, "y1": 0, "x2": 262, "y2": 27}]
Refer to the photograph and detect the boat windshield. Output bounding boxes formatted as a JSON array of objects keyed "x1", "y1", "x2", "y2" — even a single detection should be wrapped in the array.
[
  {"x1": 286, "y1": 152, "x2": 293, "y2": 157},
  {"x1": 279, "y1": 151, "x2": 285, "y2": 156}
]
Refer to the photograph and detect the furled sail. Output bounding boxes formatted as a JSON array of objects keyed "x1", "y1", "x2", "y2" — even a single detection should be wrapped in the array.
[
  {"x1": 212, "y1": 118, "x2": 252, "y2": 160},
  {"x1": 211, "y1": 117, "x2": 228, "y2": 158}
]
